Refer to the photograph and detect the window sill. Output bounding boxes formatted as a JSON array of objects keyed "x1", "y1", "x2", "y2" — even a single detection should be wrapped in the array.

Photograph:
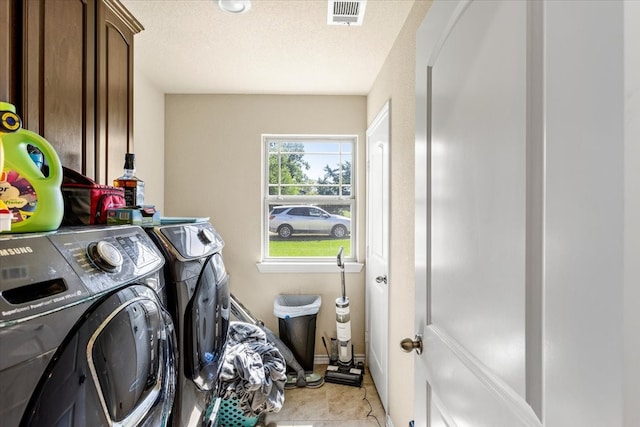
[{"x1": 256, "y1": 262, "x2": 364, "y2": 274}]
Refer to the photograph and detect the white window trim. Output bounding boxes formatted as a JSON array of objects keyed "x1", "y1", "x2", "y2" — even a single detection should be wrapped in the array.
[
  {"x1": 259, "y1": 134, "x2": 359, "y2": 268},
  {"x1": 255, "y1": 261, "x2": 364, "y2": 273}
]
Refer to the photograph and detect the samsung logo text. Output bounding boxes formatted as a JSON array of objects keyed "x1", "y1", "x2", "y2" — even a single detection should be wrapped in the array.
[{"x1": 0, "y1": 247, "x2": 34, "y2": 256}]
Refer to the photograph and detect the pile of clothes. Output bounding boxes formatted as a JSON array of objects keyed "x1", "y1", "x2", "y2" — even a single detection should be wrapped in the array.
[{"x1": 218, "y1": 321, "x2": 287, "y2": 417}]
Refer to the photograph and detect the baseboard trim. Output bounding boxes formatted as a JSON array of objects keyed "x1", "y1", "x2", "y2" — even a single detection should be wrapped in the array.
[{"x1": 314, "y1": 354, "x2": 365, "y2": 366}]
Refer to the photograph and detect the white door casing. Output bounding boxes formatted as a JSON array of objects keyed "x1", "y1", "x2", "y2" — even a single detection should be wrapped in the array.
[
  {"x1": 414, "y1": 0, "x2": 628, "y2": 426},
  {"x1": 366, "y1": 101, "x2": 390, "y2": 411}
]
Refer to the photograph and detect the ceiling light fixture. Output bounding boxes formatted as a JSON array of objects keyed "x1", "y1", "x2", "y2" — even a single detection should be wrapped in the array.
[{"x1": 218, "y1": 0, "x2": 252, "y2": 14}]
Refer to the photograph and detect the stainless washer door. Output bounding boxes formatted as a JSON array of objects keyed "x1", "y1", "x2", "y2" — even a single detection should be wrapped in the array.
[
  {"x1": 184, "y1": 253, "x2": 230, "y2": 392},
  {"x1": 21, "y1": 285, "x2": 177, "y2": 427}
]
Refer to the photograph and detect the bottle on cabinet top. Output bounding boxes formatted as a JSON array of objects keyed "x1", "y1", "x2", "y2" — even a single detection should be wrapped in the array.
[{"x1": 114, "y1": 153, "x2": 145, "y2": 207}]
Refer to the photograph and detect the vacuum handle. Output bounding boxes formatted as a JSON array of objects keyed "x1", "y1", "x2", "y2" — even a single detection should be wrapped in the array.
[{"x1": 321, "y1": 336, "x2": 330, "y2": 358}]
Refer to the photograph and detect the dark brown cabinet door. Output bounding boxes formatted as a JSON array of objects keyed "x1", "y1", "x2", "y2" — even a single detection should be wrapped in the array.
[
  {"x1": 97, "y1": 0, "x2": 141, "y2": 185},
  {"x1": 0, "y1": 0, "x2": 20, "y2": 106},
  {"x1": 21, "y1": 0, "x2": 96, "y2": 176},
  {"x1": 3, "y1": 0, "x2": 140, "y2": 184}
]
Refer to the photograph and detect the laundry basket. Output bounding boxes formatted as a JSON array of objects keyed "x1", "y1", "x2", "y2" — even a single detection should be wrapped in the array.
[{"x1": 216, "y1": 398, "x2": 259, "y2": 427}]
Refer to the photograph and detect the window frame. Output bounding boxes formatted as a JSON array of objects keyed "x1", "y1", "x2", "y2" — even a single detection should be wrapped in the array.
[{"x1": 261, "y1": 134, "x2": 358, "y2": 264}]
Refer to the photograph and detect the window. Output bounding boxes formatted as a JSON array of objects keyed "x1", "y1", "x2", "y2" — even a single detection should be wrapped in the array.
[{"x1": 263, "y1": 135, "x2": 356, "y2": 262}]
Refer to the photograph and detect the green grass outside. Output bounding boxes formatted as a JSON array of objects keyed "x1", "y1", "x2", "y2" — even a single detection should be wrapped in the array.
[{"x1": 269, "y1": 237, "x2": 351, "y2": 257}]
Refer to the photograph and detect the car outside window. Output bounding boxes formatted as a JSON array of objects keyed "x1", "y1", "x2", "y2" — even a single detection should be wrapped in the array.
[
  {"x1": 270, "y1": 207, "x2": 287, "y2": 216},
  {"x1": 309, "y1": 208, "x2": 323, "y2": 218},
  {"x1": 263, "y1": 135, "x2": 356, "y2": 261},
  {"x1": 289, "y1": 207, "x2": 308, "y2": 216}
]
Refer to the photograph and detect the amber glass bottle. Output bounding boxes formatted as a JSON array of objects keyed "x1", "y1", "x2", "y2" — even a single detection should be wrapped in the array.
[{"x1": 114, "y1": 153, "x2": 145, "y2": 207}]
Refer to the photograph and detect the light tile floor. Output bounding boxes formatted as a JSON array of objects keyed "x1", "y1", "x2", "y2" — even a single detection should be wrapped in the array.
[{"x1": 259, "y1": 365, "x2": 385, "y2": 427}]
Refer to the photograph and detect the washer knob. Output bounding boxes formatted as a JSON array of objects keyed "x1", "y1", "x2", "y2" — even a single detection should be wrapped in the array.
[
  {"x1": 88, "y1": 241, "x2": 123, "y2": 272},
  {"x1": 198, "y1": 228, "x2": 216, "y2": 245}
]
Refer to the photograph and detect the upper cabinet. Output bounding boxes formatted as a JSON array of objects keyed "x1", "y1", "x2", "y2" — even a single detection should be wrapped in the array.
[
  {"x1": 0, "y1": 0, "x2": 142, "y2": 185},
  {"x1": 98, "y1": 0, "x2": 142, "y2": 185},
  {"x1": 0, "y1": 0, "x2": 19, "y2": 105}
]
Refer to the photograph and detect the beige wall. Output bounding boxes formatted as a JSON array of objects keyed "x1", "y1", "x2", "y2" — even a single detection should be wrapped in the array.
[
  {"x1": 132, "y1": 67, "x2": 165, "y2": 212},
  {"x1": 367, "y1": 1, "x2": 431, "y2": 425},
  {"x1": 163, "y1": 94, "x2": 368, "y2": 358}
]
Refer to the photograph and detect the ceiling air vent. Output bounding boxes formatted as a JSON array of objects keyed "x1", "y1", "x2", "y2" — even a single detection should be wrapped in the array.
[{"x1": 327, "y1": 0, "x2": 367, "y2": 26}]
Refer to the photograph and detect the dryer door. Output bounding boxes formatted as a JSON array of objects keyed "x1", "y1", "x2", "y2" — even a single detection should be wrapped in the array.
[
  {"x1": 184, "y1": 253, "x2": 230, "y2": 391},
  {"x1": 22, "y1": 285, "x2": 177, "y2": 427}
]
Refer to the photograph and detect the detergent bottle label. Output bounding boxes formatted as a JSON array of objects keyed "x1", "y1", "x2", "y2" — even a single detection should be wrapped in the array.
[{"x1": 0, "y1": 170, "x2": 37, "y2": 224}]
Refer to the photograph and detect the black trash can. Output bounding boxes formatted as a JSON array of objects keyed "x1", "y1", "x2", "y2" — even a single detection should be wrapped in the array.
[{"x1": 273, "y1": 295, "x2": 322, "y2": 373}]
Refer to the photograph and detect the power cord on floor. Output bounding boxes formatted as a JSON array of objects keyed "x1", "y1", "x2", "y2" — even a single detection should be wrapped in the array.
[{"x1": 361, "y1": 385, "x2": 383, "y2": 427}]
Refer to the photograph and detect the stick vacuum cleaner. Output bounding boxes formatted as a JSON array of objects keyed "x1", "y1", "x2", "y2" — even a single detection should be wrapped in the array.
[{"x1": 323, "y1": 247, "x2": 364, "y2": 387}]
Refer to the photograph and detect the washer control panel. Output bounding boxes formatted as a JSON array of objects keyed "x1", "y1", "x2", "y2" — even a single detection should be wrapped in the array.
[
  {"x1": 0, "y1": 232, "x2": 91, "y2": 325},
  {"x1": 154, "y1": 222, "x2": 224, "y2": 261},
  {"x1": 87, "y1": 241, "x2": 124, "y2": 272},
  {"x1": 49, "y1": 226, "x2": 164, "y2": 294}
]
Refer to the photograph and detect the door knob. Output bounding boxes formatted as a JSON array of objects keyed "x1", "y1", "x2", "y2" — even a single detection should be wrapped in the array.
[
  {"x1": 376, "y1": 275, "x2": 387, "y2": 284},
  {"x1": 400, "y1": 334, "x2": 423, "y2": 355}
]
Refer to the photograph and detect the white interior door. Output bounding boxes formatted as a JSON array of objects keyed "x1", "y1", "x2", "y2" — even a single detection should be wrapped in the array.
[
  {"x1": 414, "y1": 1, "x2": 632, "y2": 426},
  {"x1": 366, "y1": 101, "x2": 390, "y2": 411},
  {"x1": 413, "y1": 1, "x2": 541, "y2": 425}
]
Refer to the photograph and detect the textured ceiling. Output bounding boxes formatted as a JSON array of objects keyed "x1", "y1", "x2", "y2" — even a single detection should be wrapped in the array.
[{"x1": 121, "y1": 0, "x2": 417, "y2": 95}]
